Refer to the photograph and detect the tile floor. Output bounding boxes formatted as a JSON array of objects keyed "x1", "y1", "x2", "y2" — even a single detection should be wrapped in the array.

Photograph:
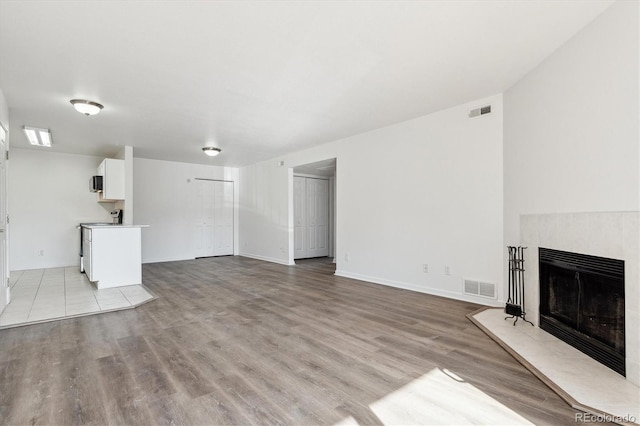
[
  {"x1": 0, "y1": 266, "x2": 154, "y2": 328},
  {"x1": 473, "y1": 308, "x2": 639, "y2": 422}
]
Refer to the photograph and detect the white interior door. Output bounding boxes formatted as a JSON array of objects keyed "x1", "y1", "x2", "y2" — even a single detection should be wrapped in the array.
[
  {"x1": 213, "y1": 180, "x2": 234, "y2": 256},
  {"x1": 0, "y1": 125, "x2": 7, "y2": 311},
  {"x1": 195, "y1": 179, "x2": 234, "y2": 257},
  {"x1": 194, "y1": 179, "x2": 215, "y2": 257},
  {"x1": 294, "y1": 176, "x2": 329, "y2": 259},
  {"x1": 306, "y1": 178, "x2": 329, "y2": 258},
  {"x1": 293, "y1": 176, "x2": 306, "y2": 258}
]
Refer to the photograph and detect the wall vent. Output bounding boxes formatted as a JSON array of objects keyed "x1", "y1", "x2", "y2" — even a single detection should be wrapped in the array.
[
  {"x1": 464, "y1": 279, "x2": 496, "y2": 299},
  {"x1": 468, "y1": 105, "x2": 492, "y2": 118}
]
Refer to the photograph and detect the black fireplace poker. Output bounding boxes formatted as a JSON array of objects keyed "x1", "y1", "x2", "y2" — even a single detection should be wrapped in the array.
[{"x1": 505, "y1": 246, "x2": 533, "y2": 326}]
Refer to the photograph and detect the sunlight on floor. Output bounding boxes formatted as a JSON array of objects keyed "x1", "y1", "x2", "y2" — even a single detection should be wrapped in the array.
[{"x1": 335, "y1": 368, "x2": 534, "y2": 425}]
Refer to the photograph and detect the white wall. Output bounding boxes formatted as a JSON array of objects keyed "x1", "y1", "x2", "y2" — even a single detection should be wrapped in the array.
[
  {"x1": 504, "y1": 0, "x2": 639, "y2": 247},
  {"x1": 9, "y1": 149, "x2": 112, "y2": 270},
  {"x1": 240, "y1": 94, "x2": 505, "y2": 304},
  {"x1": 503, "y1": 0, "x2": 639, "y2": 383},
  {"x1": 133, "y1": 158, "x2": 239, "y2": 263},
  {"x1": 0, "y1": 88, "x2": 8, "y2": 128},
  {"x1": 115, "y1": 146, "x2": 134, "y2": 225}
]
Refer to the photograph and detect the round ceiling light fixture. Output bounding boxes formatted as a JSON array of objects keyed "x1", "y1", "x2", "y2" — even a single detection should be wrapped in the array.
[
  {"x1": 202, "y1": 147, "x2": 222, "y2": 157},
  {"x1": 70, "y1": 99, "x2": 104, "y2": 116}
]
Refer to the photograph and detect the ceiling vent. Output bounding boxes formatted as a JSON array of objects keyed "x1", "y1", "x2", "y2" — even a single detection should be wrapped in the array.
[{"x1": 468, "y1": 105, "x2": 491, "y2": 118}]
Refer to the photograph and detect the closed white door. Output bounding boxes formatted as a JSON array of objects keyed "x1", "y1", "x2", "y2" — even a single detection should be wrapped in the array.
[
  {"x1": 194, "y1": 179, "x2": 215, "y2": 257},
  {"x1": 213, "y1": 180, "x2": 234, "y2": 256},
  {"x1": 195, "y1": 179, "x2": 234, "y2": 257},
  {"x1": 306, "y1": 178, "x2": 329, "y2": 258},
  {"x1": 0, "y1": 125, "x2": 7, "y2": 311},
  {"x1": 294, "y1": 177, "x2": 329, "y2": 259},
  {"x1": 293, "y1": 176, "x2": 306, "y2": 258}
]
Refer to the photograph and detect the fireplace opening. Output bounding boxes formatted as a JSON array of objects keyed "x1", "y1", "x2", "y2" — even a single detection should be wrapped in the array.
[{"x1": 539, "y1": 248, "x2": 625, "y2": 376}]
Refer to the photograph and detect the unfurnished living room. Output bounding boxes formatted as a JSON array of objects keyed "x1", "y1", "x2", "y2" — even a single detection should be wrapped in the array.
[{"x1": 0, "y1": 1, "x2": 638, "y2": 425}]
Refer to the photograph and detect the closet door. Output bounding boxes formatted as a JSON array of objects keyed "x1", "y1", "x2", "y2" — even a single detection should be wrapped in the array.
[
  {"x1": 194, "y1": 180, "x2": 215, "y2": 257},
  {"x1": 213, "y1": 181, "x2": 234, "y2": 256},
  {"x1": 306, "y1": 178, "x2": 329, "y2": 258},
  {"x1": 293, "y1": 176, "x2": 306, "y2": 258},
  {"x1": 294, "y1": 177, "x2": 329, "y2": 259},
  {"x1": 195, "y1": 179, "x2": 234, "y2": 257},
  {"x1": 0, "y1": 125, "x2": 7, "y2": 309}
]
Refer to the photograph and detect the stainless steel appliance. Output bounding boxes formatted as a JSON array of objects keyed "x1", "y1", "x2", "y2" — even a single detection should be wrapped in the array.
[
  {"x1": 90, "y1": 176, "x2": 103, "y2": 192},
  {"x1": 110, "y1": 209, "x2": 123, "y2": 224}
]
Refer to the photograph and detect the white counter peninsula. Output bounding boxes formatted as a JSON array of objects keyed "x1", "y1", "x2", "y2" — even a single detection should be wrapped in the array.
[{"x1": 81, "y1": 224, "x2": 149, "y2": 289}]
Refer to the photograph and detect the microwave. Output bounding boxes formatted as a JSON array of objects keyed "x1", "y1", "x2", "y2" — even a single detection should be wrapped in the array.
[{"x1": 90, "y1": 175, "x2": 103, "y2": 192}]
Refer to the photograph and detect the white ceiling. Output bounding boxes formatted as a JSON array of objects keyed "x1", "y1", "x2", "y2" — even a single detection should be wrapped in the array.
[{"x1": 0, "y1": 0, "x2": 613, "y2": 167}]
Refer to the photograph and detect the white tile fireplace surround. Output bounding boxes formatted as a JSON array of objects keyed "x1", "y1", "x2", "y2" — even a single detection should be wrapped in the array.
[{"x1": 519, "y1": 211, "x2": 639, "y2": 387}]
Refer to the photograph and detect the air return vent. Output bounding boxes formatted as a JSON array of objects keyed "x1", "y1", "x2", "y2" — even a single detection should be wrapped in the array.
[
  {"x1": 464, "y1": 279, "x2": 496, "y2": 299},
  {"x1": 468, "y1": 105, "x2": 491, "y2": 118}
]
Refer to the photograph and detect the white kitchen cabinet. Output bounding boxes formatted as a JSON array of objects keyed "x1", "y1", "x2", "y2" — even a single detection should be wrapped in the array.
[
  {"x1": 84, "y1": 228, "x2": 93, "y2": 280},
  {"x1": 97, "y1": 158, "x2": 125, "y2": 202},
  {"x1": 83, "y1": 225, "x2": 145, "y2": 289}
]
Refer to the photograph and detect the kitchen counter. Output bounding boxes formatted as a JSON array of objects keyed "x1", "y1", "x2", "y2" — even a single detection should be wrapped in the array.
[{"x1": 83, "y1": 225, "x2": 148, "y2": 289}]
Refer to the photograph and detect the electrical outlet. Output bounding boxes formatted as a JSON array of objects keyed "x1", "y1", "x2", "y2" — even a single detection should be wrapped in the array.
[
  {"x1": 38, "y1": 250, "x2": 44, "y2": 256},
  {"x1": 422, "y1": 264, "x2": 429, "y2": 273},
  {"x1": 345, "y1": 253, "x2": 350, "y2": 262},
  {"x1": 444, "y1": 265, "x2": 451, "y2": 275}
]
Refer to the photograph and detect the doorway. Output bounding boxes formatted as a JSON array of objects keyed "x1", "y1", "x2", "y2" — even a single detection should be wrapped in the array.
[
  {"x1": 292, "y1": 159, "x2": 336, "y2": 261},
  {"x1": 194, "y1": 179, "x2": 234, "y2": 257}
]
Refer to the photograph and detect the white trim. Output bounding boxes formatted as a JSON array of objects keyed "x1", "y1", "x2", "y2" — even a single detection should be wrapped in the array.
[
  {"x1": 194, "y1": 177, "x2": 235, "y2": 183},
  {"x1": 293, "y1": 173, "x2": 330, "y2": 180},
  {"x1": 334, "y1": 269, "x2": 504, "y2": 307},
  {"x1": 239, "y1": 252, "x2": 295, "y2": 266}
]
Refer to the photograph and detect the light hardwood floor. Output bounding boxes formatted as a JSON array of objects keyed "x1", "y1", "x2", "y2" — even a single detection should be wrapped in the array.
[{"x1": 0, "y1": 257, "x2": 598, "y2": 425}]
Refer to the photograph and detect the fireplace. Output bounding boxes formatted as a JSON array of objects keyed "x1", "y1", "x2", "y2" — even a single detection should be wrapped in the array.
[{"x1": 539, "y1": 247, "x2": 625, "y2": 376}]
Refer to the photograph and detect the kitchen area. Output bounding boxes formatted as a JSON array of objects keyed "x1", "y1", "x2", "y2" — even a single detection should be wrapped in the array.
[
  {"x1": 81, "y1": 157, "x2": 148, "y2": 289},
  {"x1": 0, "y1": 149, "x2": 154, "y2": 327}
]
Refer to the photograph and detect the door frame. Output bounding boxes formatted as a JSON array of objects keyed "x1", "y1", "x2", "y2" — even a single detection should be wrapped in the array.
[
  {"x1": 287, "y1": 158, "x2": 337, "y2": 265},
  {"x1": 293, "y1": 174, "x2": 330, "y2": 260}
]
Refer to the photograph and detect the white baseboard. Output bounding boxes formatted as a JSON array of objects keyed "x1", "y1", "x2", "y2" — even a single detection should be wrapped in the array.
[
  {"x1": 334, "y1": 269, "x2": 504, "y2": 307},
  {"x1": 142, "y1": 255, "x2": 194, "y2": 264},
  {"x1": 239, "y1": 252, "x2": 295, "y2": 266}
]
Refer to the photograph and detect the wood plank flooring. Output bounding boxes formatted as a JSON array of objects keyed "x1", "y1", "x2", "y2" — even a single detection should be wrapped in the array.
[{"x1": 0, "y1": 256, "x2": 594, "y2": 425}]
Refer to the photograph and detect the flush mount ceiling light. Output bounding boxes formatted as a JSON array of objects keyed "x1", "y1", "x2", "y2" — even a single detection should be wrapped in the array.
[
  {"x1": 202, "y1": 147, "x2": 222, "y2": 157},
  {"x1": 22, "y1": 126, "x2": 52, "y2": 147},
  {"x1": 70, "y1": 99, "x2": 104, "y2": 116}
]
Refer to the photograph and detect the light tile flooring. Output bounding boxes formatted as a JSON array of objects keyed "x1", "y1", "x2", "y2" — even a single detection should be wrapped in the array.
[
  {"x1": 0, "y1": 267, "x2": 154, "y2": 328},
  {"x1": 472, "y1": 308, "x2": 639, "y2": 422}
]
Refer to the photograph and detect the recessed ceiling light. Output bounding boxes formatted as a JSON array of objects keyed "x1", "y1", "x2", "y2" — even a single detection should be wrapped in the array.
[
  {"x1": 202, "y1": 147, "x2": 222, "y2": 157},
  {"x1": 22, "y1": 126, "x2": 52, "y2": 147},
  {"x1": 70, "y1": 99, "x2": 104, "y2": 116}
]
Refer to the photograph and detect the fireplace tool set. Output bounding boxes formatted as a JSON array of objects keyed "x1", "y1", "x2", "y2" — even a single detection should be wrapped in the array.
[{"x1": 505, "y1": 246, "x2": 533, "y2": 326}]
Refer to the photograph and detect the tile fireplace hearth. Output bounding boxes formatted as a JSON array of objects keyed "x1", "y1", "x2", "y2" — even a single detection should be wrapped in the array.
[{"x1": 470, "y1": 308, "x2": 639, "y2": 424}]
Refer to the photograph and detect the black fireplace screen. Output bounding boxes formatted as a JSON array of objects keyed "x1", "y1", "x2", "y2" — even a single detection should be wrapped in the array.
[{"x1": 539, "y1": 248, "x2": 625, "y2": 376}]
